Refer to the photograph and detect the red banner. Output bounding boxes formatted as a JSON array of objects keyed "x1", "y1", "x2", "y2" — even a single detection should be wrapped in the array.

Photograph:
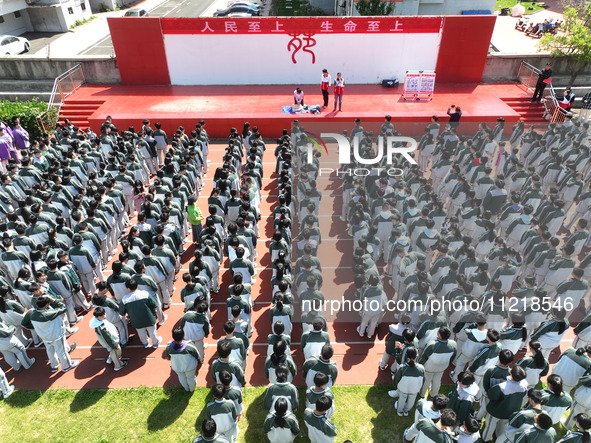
[{"x1": 161, "y1": 16, "x2": 443, "y2": 35}]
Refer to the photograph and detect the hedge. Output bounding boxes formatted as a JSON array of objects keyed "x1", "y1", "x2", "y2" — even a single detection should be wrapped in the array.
[{"x1": 0, "y1": 99, "x2": 57, "y2": 141}]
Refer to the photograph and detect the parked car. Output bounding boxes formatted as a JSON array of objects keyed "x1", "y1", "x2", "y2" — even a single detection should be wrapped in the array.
[
  {"x1": 230, "y1": 1, "x2": 262, "y2": 10},
  {"x1": 124, "y1": 8, "x2": 149, "y2": 17},
  {"x1": 214, "y1": 5, "x2": 260, "y2": 16},
  {"x1": 0, "y1": 35, "x2": 30, "y2": 55}
]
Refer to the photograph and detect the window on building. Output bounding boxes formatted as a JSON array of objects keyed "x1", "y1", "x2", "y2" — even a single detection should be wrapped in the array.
[
  {"x1": 0, "y1": 16, "x2": 4, "y2": 24},
  {"x1": 81, "y1": 3, "x2": 86, "y2": 11},
  {"x1": 68, "y1": 7, "x2": 74, "y2": 15},
  {"x1": 15, "y1": 11, "x2": 21, "y2": 19}
]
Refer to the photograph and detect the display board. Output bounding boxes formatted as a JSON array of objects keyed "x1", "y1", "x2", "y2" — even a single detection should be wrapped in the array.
[{"x1": 403, "y1": 70, "x2": 436, "y2": 101}]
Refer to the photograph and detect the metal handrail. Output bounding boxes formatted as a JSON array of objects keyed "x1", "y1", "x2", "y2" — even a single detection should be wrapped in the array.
[
  {"x1": 40, "y1": 64, "x2": 86, "y2": 132},
  {"x1": 518, "y1": 61, "x2": 566, "y2": 123},
  {"x1": 517, "y1": 61, "x2": 542, "y2": 92}
]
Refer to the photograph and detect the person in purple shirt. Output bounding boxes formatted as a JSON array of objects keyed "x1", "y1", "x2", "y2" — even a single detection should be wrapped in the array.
[
  {"x1": 12, "y1": 121, "x2": 29, "y2": 151},
  {"x1": 0, "y1": 126, "x2": 15, "y2": 172}
]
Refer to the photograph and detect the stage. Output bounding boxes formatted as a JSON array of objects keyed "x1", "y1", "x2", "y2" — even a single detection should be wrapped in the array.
[{"x1": 61, "y1": 82, "x2": 547, "y2": 138}]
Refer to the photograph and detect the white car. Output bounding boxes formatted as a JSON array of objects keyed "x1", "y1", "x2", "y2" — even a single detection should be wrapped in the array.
[
  {"x1": 124, "y1": 8, "x2": 149, "y2": 16},
  {"x1": 230, "y1": 1, "x2": 262, "y2": 10},
  {"x1": 0, "y1": 35, "x2": 30, "y2": 55}
]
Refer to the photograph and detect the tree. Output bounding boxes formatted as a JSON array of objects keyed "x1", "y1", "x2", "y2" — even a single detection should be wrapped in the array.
[
  {"x1": 538, "y1": 4, "x2": 591, "y2": 87},
  {"x1": 355, "y1": 0, "x2": 394, "y2": 16}
]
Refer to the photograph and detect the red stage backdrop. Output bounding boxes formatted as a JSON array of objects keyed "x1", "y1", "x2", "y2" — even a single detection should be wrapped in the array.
[{"x1": 108, "y1": 15, "x2": 495, "y2": 86}]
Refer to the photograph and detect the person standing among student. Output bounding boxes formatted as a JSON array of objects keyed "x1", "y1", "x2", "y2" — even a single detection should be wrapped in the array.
[
  {"x1": 333, "y1": 73, "x2": 344, "y2": 112},
  {"x1": 320, "y1": 69, "x2": 331, "y2": 109},
  {"x1": 447, "y1": 105, "x2": 462, "y2": 129},
  {"x1": 187, "y1": 196, "x2": 203, "y2": 243},
  {"x1": 532, "y1": 63, "x2": 552, "y2": 103},
  {"x1": 304, "y1": 396, "x2": 338, "y2": 443},
  {"x1": 89, "y1": 307, "x2": 127, "y2": 372},
  {"x1": 164, "y1": 327, "x2": 201, "y2": 393},
  {"x1": 21, "y1": 295, "x2": 78, "y2": 373}
]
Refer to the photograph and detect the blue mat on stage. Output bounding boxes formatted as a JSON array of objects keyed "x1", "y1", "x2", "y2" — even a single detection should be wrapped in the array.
[{"x1": 281, "y1": 105, "x2": 321, "y2": 114}]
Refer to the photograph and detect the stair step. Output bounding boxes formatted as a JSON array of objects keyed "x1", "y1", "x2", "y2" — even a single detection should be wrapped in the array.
[
  {"x1": 59, "y1": 110, "x2": 95, "y2": 116},
  {"x1": 60, "y1": 116, "x2": 88, "y2": 126},
  {"x1": 64, "y1": 99, "x2": 104, "y2": 105}
]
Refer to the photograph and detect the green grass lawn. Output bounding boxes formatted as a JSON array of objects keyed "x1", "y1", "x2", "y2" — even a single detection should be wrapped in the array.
[
  {"x1": 495, "y1": 0, "x2": 547, "y2": 13},
  {"x1": 0, "y1": 384, "x2": 570, "y2": 442},
  {"x1": 0, "y1": 384, "x2": 416, "y2": 442}
]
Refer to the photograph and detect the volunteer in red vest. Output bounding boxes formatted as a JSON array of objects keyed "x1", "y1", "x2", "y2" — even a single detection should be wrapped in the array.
[
  {"x1": 320, "y1": 69, "x2": 332, "y2": 108},
  {"x1": 333, "y1": 73, "x2": 344, "y2": 112}
]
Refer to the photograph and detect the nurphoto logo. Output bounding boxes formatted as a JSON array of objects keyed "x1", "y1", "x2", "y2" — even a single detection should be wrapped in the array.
[{"x1": 305, "y1": 132, "x2": 418, "y2": 177}]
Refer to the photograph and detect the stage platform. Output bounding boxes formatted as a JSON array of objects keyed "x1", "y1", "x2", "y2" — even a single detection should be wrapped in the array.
[{"x1": 61, "y1": 82, "x2": 547, "y2": 138}]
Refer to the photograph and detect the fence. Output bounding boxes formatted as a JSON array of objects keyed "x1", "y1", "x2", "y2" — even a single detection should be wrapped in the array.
[
  {"x1": 38, "y1": 64, "x2": 86, "y2": 132},
  {"x1": 517, "y1": 61, "x2": 540, "y2": 91},
  {"x1": 518, "y1": 61, "x2": 568, "y2": 123}
]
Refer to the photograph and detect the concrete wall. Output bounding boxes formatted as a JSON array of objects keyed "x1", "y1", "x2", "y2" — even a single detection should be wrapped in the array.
[
  {"x1": 89, "y1": 0, "x2": 116, "y2": 12},
  {"x1": 27, "y1": 1, "x2": 91, "y2": 33},
  {"x1": 27, "y1": 6, "x2": 65, "y2": 32},
  {"x1": 482, "y1": 53, "x2": 591, "y2": 85},
  {"x1": 0, "y1": 56, "x2": 121, "y2": 83},
  {"x1": 0, "y1": 0, "x2": 29, "y2": 15},
  {"x1": 0, "y1": 7, "x2": 33, "y2": 35},
  {"x1": 57, "y1": 1, "x2": 92, "y2": 30}
]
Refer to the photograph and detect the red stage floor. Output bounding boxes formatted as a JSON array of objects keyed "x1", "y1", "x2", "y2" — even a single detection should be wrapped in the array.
[{"x1": 62, "y1": 83, "x2": 542, "y2": 138}]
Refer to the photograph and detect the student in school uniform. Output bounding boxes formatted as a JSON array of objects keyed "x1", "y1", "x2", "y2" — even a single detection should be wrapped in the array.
[
  {"x1": 89, "y1": 307, "x2": 126, "y2": 372},
  {"x1": 498, "y1": 388, "x2": 544, "y2": 443},
  {"x1": 206, "y1": 384, "x2": 239, "y2": 443},
  {"x1": 21, "y1": 295, "x2": 78, "y2": 373},
  {"x1": 264, "y1": 339, "x2": 297, "y2": 384},
  {"x1": 448, "y1": 371, "x2": 479, "y2": 425},
  {"x1": 263, "y1": 397, "x2": 300, "y2": 443},
  {"x1": 531, "y1": 308, "x2": 569, "y2": 359},
  {"x1": 388, "y1": 347, "x2": 425, "y2": 417},
  {"x1": 304, "y1": 396, "x2": 338, "y2": 443},
  {"x1": 92, "y1": 282, "x2": 128, "y2": 347},
  {"x1": 514, "y1": 412, "x2": 556, "y2": 443},
  {"x1": 559, "y1": 413, "x2": 591, "y2": 443},
  {"x1": 211, "y1": 341, "x2": 246, "y2": 389},
  {"x1": 303, "y1": 344, "x2": 338, "y2": 388},
  {"x1": 306, "y1": 372, "x2": 335, "y2": 418},
  {"x1": 552, "y1": 346, "x2": 591, "y2": 394},
  {"x1": 482, "y1": 365, "x2": 529, "y2": 442},
  {"x1": 193, "y1": 418, "x2": 230, "y2": 443},
  {"x1": 0, "y1": 320, "x2": 35, "y2": 371},
  {"x1": 264, "y1": 364, "x2": 299, "y2": 413},
  {"x1": 301, "y1": 318, "x2": 331, "y2": 360},
  {"x1": 516, "y1": 341, "x2": 550, "y2": 389},
  {"x1": 164, "y1": 327, "x2": 201, "y2": 393},
  {"x1": 0, "y1": 367, "x2": 14, "y2": 399},
  {"x1": 476, "y1": 348, "x2": 514, "y2": 420},
  {"x1": 119, "y1": 279, "x2": 161, "y2": 349},
  {"x1": 564, "y1": 375, "x2": 591, "y2": 430},
  {"x1": 403, "y1": 408, "x2": 457, "y2": 443},
  {"x1": 456, "y1": 416, "x2": 481, "y2": 443},
  {"x1": 418, "y1": 327, "x2": 456, "y2": 398},
  {"x1": 541, "y1": 374, "x2": 573, "y2": 425}
]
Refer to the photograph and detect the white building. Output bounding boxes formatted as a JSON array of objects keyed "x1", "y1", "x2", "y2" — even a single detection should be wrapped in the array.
[
  {"x1": 334, "y1": 0, "x2": 496, "y2": 16},
  {"x1": 0, "y1": 0, "x2": 92, "y2": 35}
]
